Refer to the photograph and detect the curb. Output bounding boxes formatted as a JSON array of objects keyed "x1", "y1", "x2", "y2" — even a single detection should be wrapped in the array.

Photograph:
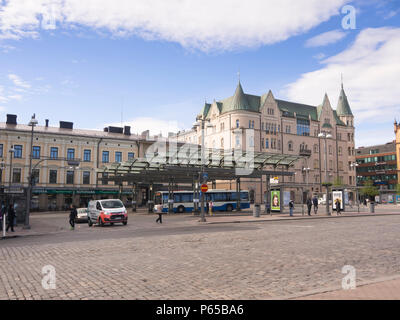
[
  {"x1": 273, "y1": 274, "x2": 400, "y2": 300},
  {"x1": 203, "y1": 212, "x2": 400, "y2": 225}
]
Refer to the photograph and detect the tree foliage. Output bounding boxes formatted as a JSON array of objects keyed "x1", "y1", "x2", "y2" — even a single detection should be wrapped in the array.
[{"x1": 360, "y1": 179, "x2": 379, "y2": 200}]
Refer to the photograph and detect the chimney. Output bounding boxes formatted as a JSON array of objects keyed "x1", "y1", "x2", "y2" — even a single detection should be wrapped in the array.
[
  {"x1": 6, "y1": 114, "x2": 17, "y2": 125},
  {"x1": 59, "y1": 121, "x2": 73, "y2": 129},
  {"x1": 124, "y1": 126, "x2": 131, "y2": 135},
  {"x1": 45, "y1": 119, "x2": 49, "y2": 127}
]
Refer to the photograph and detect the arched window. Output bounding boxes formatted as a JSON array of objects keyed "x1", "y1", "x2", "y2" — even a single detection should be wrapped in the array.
[
  {"x1": 236, "y1": 119, "x2": 240, "y2": 128},
  {"x1": 288, "y1": 141, "x2": 293, "y2": 151},
  {"x1": 314, "y1": 144, "x2": 318, "y2": 153}
]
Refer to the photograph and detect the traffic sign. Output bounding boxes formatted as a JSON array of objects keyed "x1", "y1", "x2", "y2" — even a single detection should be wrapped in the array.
[
  {"x1": 202, "y1": 172, "x2": 209, "y2": 182},
  {"x1": 201, "y1": 184, "x2": 208, "y2": 192}
]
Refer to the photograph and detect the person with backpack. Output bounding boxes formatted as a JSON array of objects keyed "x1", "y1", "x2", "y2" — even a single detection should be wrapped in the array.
[
  {"x1": 6, "y1": 204, "x2": 16, "y2": 232},
  {"x1": 306, "y1": 198, "x2": 312, "y2": 216},
  {"x1": 312, "y1": 196, "x2": 318, "y2": 214},
  {"x1": 69, "y1": 204, "x2": 78, "y2": 230},
  {"x1": 289, "y1": 200, "x2": 294, "y2": 217}
]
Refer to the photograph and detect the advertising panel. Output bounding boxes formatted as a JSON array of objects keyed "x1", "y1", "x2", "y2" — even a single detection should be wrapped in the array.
[
  {"x1": 332, "y1": 190, "x2": 344, "y2": 210},
  {"x1": 271, "y1": 190, "x2": 281, "y2": 211}
]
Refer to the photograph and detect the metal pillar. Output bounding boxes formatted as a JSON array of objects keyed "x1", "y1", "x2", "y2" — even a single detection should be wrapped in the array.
[
  {"x1": 131, "y1": 183, "x2": 137, "y2": 212},
  {"x1": 266, "y1": 174, "x2": 271, "y2": 215},
  {"x1": 236, "y1": 178, "x2": 241, "y2": 212},
  {"x1": 148, "y1": 183, "x2": 154, "y2": 213},
  {"x1": 193, "y1": 179, "x2": 199, "y2": 215},
  {"x1": 168, "y1": 179, "x2": 174, "y2": 213}
]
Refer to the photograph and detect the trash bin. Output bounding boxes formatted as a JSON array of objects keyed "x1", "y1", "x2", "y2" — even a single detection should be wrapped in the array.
[
  {"x1": 369, "y1": 202, "x2": 375, "y2": 213},
  {"x1": 253, "y1": 204, "x2": 260, "y2": 217}
]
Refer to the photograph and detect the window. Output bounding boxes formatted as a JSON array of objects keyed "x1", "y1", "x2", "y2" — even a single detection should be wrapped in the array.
[
  {"x1": 261, "y1": 122, "x2": 264, "y2": 130},
  {"x1": 50, "y1": 147, "x2": 58, "y2": 159},
  {"x1": 314, "y1": 144, "x2": 319, "y2": 153},
  {"x1": 267, "y1": 108, "x2": 274, "y2": 115},
  {"x1": 265, "y1": 138, "x2": 269, "y2": 149},
  {"x1": 220, "y1": 122, "x2": 225, "y2": 132},
  {"x1": 115, "y1": 151, "x2": 122, "y2": 163},
  {"x1": 67, "y1": 148, "x2": 75, "y2": 160},
  {"x1": 83, "y1": 149, "x2": 91, "y2": 162},
  {"x1": 285, "y1": 125, "x2": 291, "y2": 134},
  {"x1": 83, "y1": 171, "x2": 90, "y2": 185},
  {"x1": 329, "y1": 145, "x2": 332, "y2": 155},
  {"x1": 49, "y1": 170, "x2": 57, "y2": 184},
  {"x1": 12, "y1": 168, "x2": 21, "y2": 183},
  {"x1": 338, "y1": 147, "x2": 342, "y2": 156},
  {"x1": 236, "y1": 119, "x2": 240, "y2": 128},
  {"x1": 14, "y1": 145, "x2": 22, "y2": 158},
  {"x1": 261, "y1": 138, "x2": 264, "y2": 149},
  {"x1": 32, "y1": 146, "x2": 40, "y2": 159},
  {"x1": 0, "y1": 144, "x2": 3, "y2": 157},
  {"x1": 102, "y1": 151, "x2": 109, "y2": 163},
  {"x1": 32, "y1": 169, "x2": 40, "y2": 185},
  {"x1": 235, "y1": 135, "x2": 240, "y2": 147},
  {"x1": 296, "y1": 119, "x2": 310, "y2": 136},
  {"x1": 314, "y1": 159, "x2": 319, "y2": 169},
  {"x1": 102, "y1": 172, "x2": 108, "y2": 185},
  {"x1": 66, "y1": 171, "x2": 74, "y2": 184},
  {"x1": 128, "y1": 152, "x2": 135, "y2": 161},
  {"x1": 288, "y1": 141, "x2": 293, "y2": 151}
]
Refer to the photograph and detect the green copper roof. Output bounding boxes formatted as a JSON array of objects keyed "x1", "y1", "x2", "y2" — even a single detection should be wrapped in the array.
[
  {"x1": 336, "y1": 85, "x2": 353, "y2": 116},
  {"x1": 275, "y1": 99, "x2": 317, "y2": 121}
]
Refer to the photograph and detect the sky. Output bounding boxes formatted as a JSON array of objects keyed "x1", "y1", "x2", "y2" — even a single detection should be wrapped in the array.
[{"x1": 0, "y1": 0, "x2": 399, "y2": 147}]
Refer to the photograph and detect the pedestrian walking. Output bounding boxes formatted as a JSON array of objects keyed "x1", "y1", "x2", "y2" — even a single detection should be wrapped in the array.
[
  {"x1": 155, "y1": 204, "x2": 163, "y2": 224},
  {"x1": 306, "y1": 198, "x2": 312, "y2": 216},
  {"x1": 206, "y1": 201, "x2": 209, "y2": 214},
  {"x1": 289, "y1": 200, "x2": 294, "y2": 217},
  {"x1": 69, "y1": 204, "x2": 77, "y2": 230},
  {"x1": 0, "y1": 203, "x2": 5, "y2": 232},
  {"x1": 335, "y1": 199, "x2": 341, "y2": 215},
  {"x1": 312, "y1": 196, "x2": 318, "y2": 214},
  {"x1": 6, "y1": 204, "x2": 16, "y2": 232}
]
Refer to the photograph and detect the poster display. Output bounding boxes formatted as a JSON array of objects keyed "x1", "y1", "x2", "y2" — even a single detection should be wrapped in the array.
[
  {"x1": 271, "y1": 190, "x2": 281, "y2": 211},
  {"x1": 283, "y1": 191, "x2": 290, "y2": 206},
  {"x1": 332, "y1": 190, "x2": 344, "y2": 210}
]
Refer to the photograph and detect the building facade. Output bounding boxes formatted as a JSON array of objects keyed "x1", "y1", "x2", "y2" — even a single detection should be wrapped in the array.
[
  {"x1": 356, "y1": 141, "x2": 397, "y2": 203},
  {"x1": 176, "y1": 81, "x2": 357, "y2": 203},
  {"x1": 0, "y1": 114, "x2": 156, "y2": 211}
]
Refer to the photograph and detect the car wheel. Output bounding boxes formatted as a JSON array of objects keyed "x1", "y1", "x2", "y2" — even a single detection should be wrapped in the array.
[
  {"x1": 123, "y1": 221, "x2": 127, "y2": 226},
  {"x1": 88, "y1": 218, "x2": 93, "y2": 227},
  {"x1": 110, "y1": 223, "x2": 114, "y2": 226},
  {"x1": 226, "y1": 204, "x2": 233, "y2": 212},
  {"x1": 177, "y1": 205, "x2": 185, "y2": 213}
]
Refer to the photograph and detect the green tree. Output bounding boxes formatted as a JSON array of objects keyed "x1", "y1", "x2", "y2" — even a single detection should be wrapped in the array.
[{"x1": 360, "y1": 179, "x2": 379, "y2": 201}]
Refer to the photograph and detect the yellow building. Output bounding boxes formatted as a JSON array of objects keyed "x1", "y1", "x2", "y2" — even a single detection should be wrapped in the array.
[{"x1": 0, "y1": 114, "x2": 155, "y2": 211}]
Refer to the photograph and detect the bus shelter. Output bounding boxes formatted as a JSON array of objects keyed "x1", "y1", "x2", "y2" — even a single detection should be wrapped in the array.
[{"x1": 96, "y1": 147, "x2": 306, "y2": 213}]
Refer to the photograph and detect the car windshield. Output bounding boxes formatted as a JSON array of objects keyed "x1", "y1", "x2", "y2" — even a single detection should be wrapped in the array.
[
  {"x1": 77, "y1": 208, "x2": 87, "y2": 213},
  {"x1": 101, "y1": 200, "x2": 124, "y2": 209}
]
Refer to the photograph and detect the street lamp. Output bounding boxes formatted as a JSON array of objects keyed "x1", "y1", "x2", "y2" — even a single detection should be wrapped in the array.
[
  {"x1": 24, "y1": 114, "x2": 38, "y2": 229},
  {"x1": 318, "y1": 132, "x2": 332, "y2": 215},
  {"x1": 8, "y1": 146, "x2": 15, "y2": 188},
  {"x1": 194, "y1": 115, "x2": 213, "y2": 222},
  {"x1": 302, "y1": 167, "x2": 311, "y2": 198}
]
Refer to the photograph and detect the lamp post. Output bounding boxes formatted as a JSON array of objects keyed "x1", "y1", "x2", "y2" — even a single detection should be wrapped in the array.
[
  {"x1": 318, "y1": 132, "x2": 332, "y2": 215},
  {"x1": 350, "y1": 162, "x2": 359, "y2": 210},
  {"x1": 24, "y1": 114, "x2": 38, "y2": 229},
  {"x1": 194, "y1": 115, "x2": 212, "y2": 222},
  {"x1": 302, "y1": 167, "x2": 310, "y2": 198},
  {"x1": 8, "y1": 146, "x2": 15, "y2": 188}
]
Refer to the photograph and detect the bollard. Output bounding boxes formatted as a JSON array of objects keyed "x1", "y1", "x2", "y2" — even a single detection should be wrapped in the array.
[{"x1": 253, "y1": 204, "x2": 260, "y2": 217}]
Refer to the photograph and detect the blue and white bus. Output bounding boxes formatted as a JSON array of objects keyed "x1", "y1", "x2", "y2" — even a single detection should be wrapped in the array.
[{"x1": 155, "y1": 189, "x2": 250, "y2": 213}]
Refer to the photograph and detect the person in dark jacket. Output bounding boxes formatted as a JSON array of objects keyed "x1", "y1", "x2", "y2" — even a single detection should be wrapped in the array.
[
  {"x1": 312, "y1": 196, "x2": 319, "y2": 214},
  {"x1": 288, "y1": 200, "x2": 294, "y2": 216},
  {"x1": 6, "y1": 204, "x2": 16, "y2": 232},
  {"x1": 69, "y1": 205, "x2": 77, "y2": 230},
  {"x1": 335, "y1": 199, "x2": 341, "y2": 215},
  {"x1": 306, "y1": 198, "x2": 312, "y2": 216}
]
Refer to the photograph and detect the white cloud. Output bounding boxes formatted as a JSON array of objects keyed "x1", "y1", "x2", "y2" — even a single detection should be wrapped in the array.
[
  {"x1": 7, "y1": 94, "x2": 23, "y2": 100},
  {"x1": 8, "y1": 73, "x2": 31, "y2": 88},
  {"x1": 105, "y1": 117, "x2": 184, "y2": 137},
  {"x1": 0, "y1": 0, "x2": 349, "y2": 51},
  {"x1": 283, "y1": 27, "x2": 400, "y2": 147},
  {"x1": 305, "y1": 29, "x2": 347, "y2": 47}
]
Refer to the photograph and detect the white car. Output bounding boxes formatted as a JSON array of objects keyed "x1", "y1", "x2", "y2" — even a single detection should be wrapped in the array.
[
  {"x1": 75, "y1": 207, "x2": 89, "y2": 222},
  {"x1": 87, "y1": 199, "x2": 128, "y2": 227}
]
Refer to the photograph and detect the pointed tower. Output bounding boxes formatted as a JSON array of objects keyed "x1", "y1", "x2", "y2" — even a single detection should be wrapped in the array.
[
  {"x1": 336, "y1": 81, "x2": 354, "y2": 127},
  {"x1": 231, "y1": 81, "x2": 250, "y2": 111}
]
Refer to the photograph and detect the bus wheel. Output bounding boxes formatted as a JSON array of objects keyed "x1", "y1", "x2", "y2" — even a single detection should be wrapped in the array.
[
  {"x1": 226, "y1": 204, "x2": 233, "y2": 212},
  {"x1": 177, "y1": 205, "x2": 185, "y2": 213}
]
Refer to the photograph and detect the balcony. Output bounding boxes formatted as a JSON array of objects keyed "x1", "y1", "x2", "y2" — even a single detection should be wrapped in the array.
[{"x1": 299, "y1": 149, "x2": 312, "y2": 156}]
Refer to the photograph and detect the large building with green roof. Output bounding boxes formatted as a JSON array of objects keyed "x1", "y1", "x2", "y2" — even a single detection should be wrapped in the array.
[{"x1": 176, "y1": 81, "x2": 356, "y2": 203}]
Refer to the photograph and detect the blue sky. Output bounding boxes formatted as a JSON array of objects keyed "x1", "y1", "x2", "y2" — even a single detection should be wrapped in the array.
[{"x1": 0, "y1": 0, "x2": 399, "y2": 147}]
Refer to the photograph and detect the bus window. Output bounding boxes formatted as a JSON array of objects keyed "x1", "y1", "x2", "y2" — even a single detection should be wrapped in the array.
[
  {"x1": 181, "y1": 193, "x2": 193, "y2": 203},
  {"x1": 240, "y1": 192, "x2": 249, "y2": 201}
]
